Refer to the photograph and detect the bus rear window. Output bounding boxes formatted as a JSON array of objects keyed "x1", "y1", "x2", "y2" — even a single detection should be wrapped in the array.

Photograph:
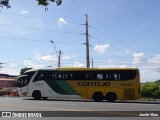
[{"x1": 120, "y1": 70, "x2": 136, "y2": 80}]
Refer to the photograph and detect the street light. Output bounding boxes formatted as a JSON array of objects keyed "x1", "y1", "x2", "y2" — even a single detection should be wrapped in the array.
[
  {"x1": 50, "y1": 40, "x2": 58, "y2": 58},
  {"x1": 50, "y1": 40, "x2": 61, "y2": 67}
]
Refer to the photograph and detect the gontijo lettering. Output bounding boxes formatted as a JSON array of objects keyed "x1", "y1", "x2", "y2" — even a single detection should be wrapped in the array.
[{"x1": 78, "y1": 82, "x2": 111, "y2": 86}]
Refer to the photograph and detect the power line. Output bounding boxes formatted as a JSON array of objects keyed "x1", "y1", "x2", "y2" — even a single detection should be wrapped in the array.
[
  {"x1": 0, "y1": 23, "x2": 81, "y2": 35},
  {"x1": 88, "y1": 16, "x2": 145, "y2": 54},
  {"x1": 0, "y1": 36, "x2": 48, "y2": 42},
  {"x1": 90, "y1": 26, "x2": 141, "y2": 51},
  {"x1": 0, "y1": 36, "x2": 83, "y2": 45},
  {"x1": 2, "y1": 53, "x2": 56, "y2": 65},
  {"x1": 89, "y1": 15, "x2": 139, "y2": 45},
  {"x1": 11, "y1": 2, "x2": 84, "y2": 16},
  {"x1": 2, "y1": 55, "x2": 159, "y2": 71},
  {"x1": 0, "y1": 11, "x2": 82, "y2": 25},
  {"x1": 90, "y1": 35, "x2": 106, "y2": 44},
  {"x1": 2, "y1": 58, "x2": 33, "y2": 65}
]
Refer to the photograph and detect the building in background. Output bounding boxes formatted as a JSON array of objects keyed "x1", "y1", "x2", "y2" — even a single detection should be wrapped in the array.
[{"x1": 0, "y1": 74, "x2": 18, "y2": 96}]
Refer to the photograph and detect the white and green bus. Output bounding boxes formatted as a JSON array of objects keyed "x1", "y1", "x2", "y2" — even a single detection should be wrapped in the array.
[{"x1": 16, "y1": 68, "x2": 140, "y2": 102}]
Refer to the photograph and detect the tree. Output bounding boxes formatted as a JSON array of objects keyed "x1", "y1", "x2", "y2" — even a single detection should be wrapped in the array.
[
  {"x1": 20, "y1": 67, "x2": 33, "y2": 75},
  {"x1": 141, "y1": 81, "x2": 160, "y2": 98},
  {"x1": 0, "y1": 0, "x2": 62, "y2": 9}
]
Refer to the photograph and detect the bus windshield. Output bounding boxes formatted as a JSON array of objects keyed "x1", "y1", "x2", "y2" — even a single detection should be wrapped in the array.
[
  {"x1": 16, "y1": 71, "x2": 36, "y2": 88},
  {"x1": 16, "y1": 75, "x2": 30, "y2": 88}
]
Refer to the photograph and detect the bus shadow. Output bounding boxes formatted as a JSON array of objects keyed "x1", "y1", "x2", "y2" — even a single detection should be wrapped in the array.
[
  {"x1": 21, "y1": 98, "x2": 160, "y2": 104},
  {"x1": 21, "y1": 97, "x2": 94, "y2": 102}
]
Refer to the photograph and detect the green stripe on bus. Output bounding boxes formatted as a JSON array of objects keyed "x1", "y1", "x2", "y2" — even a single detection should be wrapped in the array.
[
  {"x1": 45, "y1": 80, "x2": 77, "y2": 95},
  {"x1": 56, "y1": 80, "x2": 78, "y2": 95},
  {"x1": 45, "y1": 80, "x2": 68, "y2": 95}
]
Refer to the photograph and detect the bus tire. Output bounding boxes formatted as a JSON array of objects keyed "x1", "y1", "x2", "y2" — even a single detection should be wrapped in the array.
[
  {"x1": 42, "y1": 97, "x2": 48, "y2": 100},
  {"x1": 92, "y1": 92, "x2": 103, "y2": 102},
  {"x1": 106, "y1": 92, "x2": 117, "y2": 102},
  {"x1": 32, "y1": 90, "x2": 41, "y2": 100}
]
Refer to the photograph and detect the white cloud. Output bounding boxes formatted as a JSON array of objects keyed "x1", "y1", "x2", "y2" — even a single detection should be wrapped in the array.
[
  {"x1": 132, "y1": 52, "x2": 160, "y2": 69},
  {"x1": 150, "y1": 54, "x2": 160, "y2": 65},
  {"x1": 120, "y1": 65, "x2": 129, "y2": 68},
  {"x1": 131, "y1": 52, "x2": 160, "y2": 82},
  {"x1": 140, "y1": 69, "x2": 160, "y2": 82},
  {"x1": 57, "y1": 17, "x2": 68, "y2": 26},
  {"x1": 23, "y1": 60, "x2": 43, "y2": 69},
  {"x1": 133, "y1": 52, "x2": 148, "y2": 66},
  {"x1": 21, "y1": 10, "x2": 29, "y2": 14},
  {"x1": 125, "y1": 50, "x2": 130, "y2": 54},
  {"x1": 61, "y1": 54, "x2": 70, "y2": 60},
  {"x1": 125, "y1": 50, "x2": 135, "y2": 54},
  {"x1": 94, "y1": 44, "x2": 110, "y2": 54},
  {"x1": 0, "y1": 63, "x2": 20, "y2": 75},
  {"x1": 73, "y1": 62, "x2": 85, "y2": 67},
  {"x1": 23, "y1": 60, "x2": 33, "y2": 66},
  {"x1": 36, "y1": 54, "x2": 56, "y2": 62},
  {"x1": 33, "y1": 18, "x2": 42, "y2": 21}
]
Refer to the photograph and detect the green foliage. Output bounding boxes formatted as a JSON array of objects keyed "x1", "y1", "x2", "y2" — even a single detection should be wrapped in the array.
[
  {"x1": 0, "y1": 0, "x2": 62, "y2": 8},
  {"x1": 20, "y1": 68, "x2": 32, "y2": 75},
  {"x1": 0, "y1": 0, "x2": 11, "y2": 8},
  {"x1": 152, "y1": 90, "x2": 160, "y2": 99},
  {"x1": 37, "y1": 0, "x2": 62, "y2": 6},
  {"x1": 141, "y1": 80, "x2": 160, "y2": 99}
]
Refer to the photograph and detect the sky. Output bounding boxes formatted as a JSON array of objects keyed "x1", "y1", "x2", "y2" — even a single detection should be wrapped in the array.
[{"x1": 0, "y1": 0, "x2": 160, "y2": 82}]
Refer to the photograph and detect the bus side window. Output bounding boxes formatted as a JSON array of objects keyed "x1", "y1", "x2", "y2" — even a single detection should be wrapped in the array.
[
  {"x1": 113, "y1": 74, "x2": 120, "y2": 80},
  {"x1": 64, "y1": 74, "x2": 68, "y2": 79},
  {"x1": 110, "y1": 74, "x2": 115, "y2": 80},
  {"x1": 97, "y1": 74, "x2": 103, "y2": 80},
  {"x1": 87, "y1": 73, "x2": 94, "y2": 80},
  {"x1": 69, "y1": 73, "x2": 73, "y2": 80},
  {"x1": 51, "y1": 73, "x2": 56, "y2": 80},
  {"x1": 120, "y1": 70, "x2": 136, "y2": 80},
  {"x1": 105, "y1": 73, "x2": 110, "y2": 80},
  {"x1": 39, "y1": 74, "x2": 44, "y2": 79},
  {"x1": 33, "y1": 71, "x2": 48, "y2": 82},
  {"x1": 58, "y1": 74, "x2": 61, "y2": 79}
]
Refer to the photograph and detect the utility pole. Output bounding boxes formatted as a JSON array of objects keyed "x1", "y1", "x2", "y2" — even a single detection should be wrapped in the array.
[
  {"x1": 92, "y1": 59, "x2": 94, "y2": 68},
  {"x1": 58, "y1": 50, "x2": 61, "y2": 67},
  {"x1": 85, "y1": 14, "x2": 90, "y2": 68}
]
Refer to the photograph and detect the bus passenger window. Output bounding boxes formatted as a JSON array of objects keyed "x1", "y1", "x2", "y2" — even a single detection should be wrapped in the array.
[
  {"x1": 105, "y1": 74, "x2": 109, "y2": 80},
  {"x1": 114, "y1": 74, "x2": 119, "y2": 80},
  {"x1": 58, "y1": 74, "x2": 62, "y2": 79},
  {"x1": 64, "y1": 74, "x2": 68, "y2": 79},
  {"x1": 51, "y1": 74, "x2": 56, "y2": 80},
  {"x1": 85, "y1": 73, "x2": 92, "y2": 80},
  {"x1": 39, "y1": 74, "x2": 44, "y2": 80},
  {"x1": 97, "y1": 74, "x2": 103, "y2": 80},
  {"x1": 33, "y1": 72, "x2": 49, "y2": 82},
  {"x1": 70, "y1": 74, "x2": 73, "y2": 80}
]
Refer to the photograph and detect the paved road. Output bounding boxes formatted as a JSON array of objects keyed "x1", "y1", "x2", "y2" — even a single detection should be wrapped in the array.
[{"x1": 0, "y1": 97, "x2": 159, "y2": 120}]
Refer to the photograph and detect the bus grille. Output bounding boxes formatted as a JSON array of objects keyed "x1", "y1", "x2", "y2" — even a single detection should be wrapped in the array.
[{"x1": 124, "y1": 89, "x2": 135, "y2": 100}]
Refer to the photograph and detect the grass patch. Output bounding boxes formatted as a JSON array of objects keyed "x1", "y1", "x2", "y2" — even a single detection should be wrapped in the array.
[{"x1": 139, "y1": 97, "x2": 160, "y2": 101}]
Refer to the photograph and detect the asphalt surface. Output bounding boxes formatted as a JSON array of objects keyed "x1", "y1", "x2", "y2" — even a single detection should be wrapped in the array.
[{"x1": 0, "y1": 97, "x2": 159, "y2": 120}]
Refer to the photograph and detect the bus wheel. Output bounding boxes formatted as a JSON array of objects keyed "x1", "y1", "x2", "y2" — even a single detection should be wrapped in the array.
[
  {"x1": 92, "y1": 92, "x2": 103, "y2": 102},
  {"x1": 32, "y1": 90, "x2": 41, "y2": 100},
  {"x1": 106, "y1": 92, "x2": 117, "y2": 102},
  {"x1": 42, "y1": 97, "x2": 48, "y2": 100}
]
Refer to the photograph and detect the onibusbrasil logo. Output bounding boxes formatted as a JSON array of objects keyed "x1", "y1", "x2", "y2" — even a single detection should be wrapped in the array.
[{"x1": 2, "y1": 112, "x2": 42, "y2": 118}]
